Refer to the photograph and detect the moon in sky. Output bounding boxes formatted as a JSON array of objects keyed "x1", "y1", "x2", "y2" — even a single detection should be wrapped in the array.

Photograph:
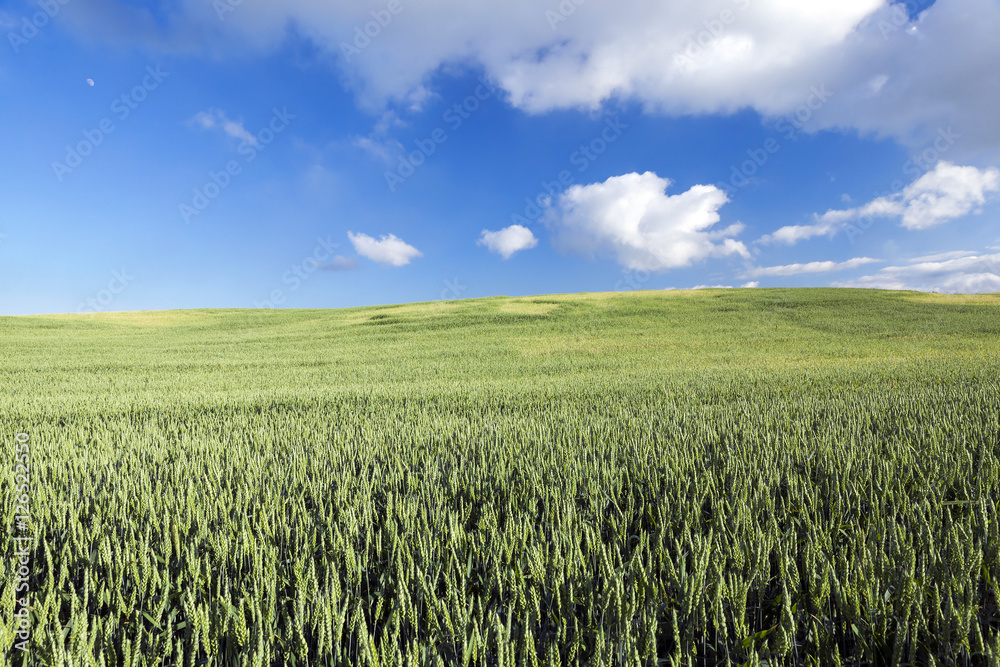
[{"x1": 86, "y1": 78, "x2": 95, "y2": 86}]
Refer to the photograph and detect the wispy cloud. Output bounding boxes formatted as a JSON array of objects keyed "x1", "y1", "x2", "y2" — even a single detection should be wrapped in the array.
[
  {"x1": 190, "y1": 109, "x2": 257, "y2": 146},
  {"x1": 352, "y1": 111, "x2": 405, "y2": 161},
  {"x1": 760, "y1": 162, "x2": 1000, "y2": 245},
  {"x1": 907, "y1": 250, "x2": 979, "y2": 263},
  {"x1": 742, "y1": 257, "x2": 881, "y2": 278},
  {"x1": 314, "y1": 256, "x2": 359, "y2": 271},
  {"x1": 833, "y1": 252, "x2": 1000, "y2": 293},
  {"x1": 404, "y1": 85, "x2": 435, "y2": 113},
  {"x1": 691, "y1": 283, "x2": 759, "y2": 289}
]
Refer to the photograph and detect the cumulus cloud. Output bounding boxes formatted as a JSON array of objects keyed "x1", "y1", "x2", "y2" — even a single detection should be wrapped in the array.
[
  {"x1": 190, "y1": 109, "x2": 257, "y2": 145},
  {"x1": 833, "y1": 252, "x2": 1000, "y2": 293},
  {"x1": 478, "y1": 225, "x2": 537, "y2": 259},
  {"x1": 895, "y1": 162, "x2": 1000, "y2": 229},
  {"x1": 743, "y1": 257, "x2": 881, "y2": 278},
  {"x1": 808, "y1": 0, "x2": 1000, "y2": 161},
  {"x1": 545, "y1": 171, "x2": 748, "y2": 272},
  {"x1": 57, "y1": 0, "x2": 1000, "y2": 158},
  {"x1": 761, "y1": 162, "x2": 1000, "y2": 245},
  {"x1": 347, "y1": 232, "x2": 422, "y2": 266}
]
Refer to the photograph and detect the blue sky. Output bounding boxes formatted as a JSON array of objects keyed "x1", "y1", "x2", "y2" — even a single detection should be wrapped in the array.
[{"x1": 1, "y1": 0, "x2": 999, "y2": 315}]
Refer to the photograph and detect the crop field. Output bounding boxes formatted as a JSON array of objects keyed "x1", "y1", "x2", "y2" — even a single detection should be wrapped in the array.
[{"x1": 1, "y1": 288, "x2": 999, "y2": 666}]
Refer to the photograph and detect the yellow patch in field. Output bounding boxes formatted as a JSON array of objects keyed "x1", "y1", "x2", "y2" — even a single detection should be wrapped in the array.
[
  {"x1": 48, "y1": 310, "x2": 213, "y2": 327},
  {"x1": 382, "y1": 302, "x2": 462, "y2": 316},
  {"x1": 498, "y1": 301, "x2": 561, "y2": 316},
  {"x1": 338, "y1": 301, "x2": 463, "y2": 324},
  {"x1": 899, "y1": 293, "x2": 1000, "y2": 306}
]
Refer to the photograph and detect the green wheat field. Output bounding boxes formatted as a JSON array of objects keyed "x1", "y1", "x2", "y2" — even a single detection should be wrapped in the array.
[{"x1": 2, "y1": 288, "x2": 999, "y2": 666}]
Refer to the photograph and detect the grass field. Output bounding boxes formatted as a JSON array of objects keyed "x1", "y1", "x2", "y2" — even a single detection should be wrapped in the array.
[{"x1": 2, "y1": 288, "x2": 999, "y2": 666}]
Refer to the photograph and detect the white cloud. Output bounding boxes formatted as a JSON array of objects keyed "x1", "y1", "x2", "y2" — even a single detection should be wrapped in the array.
[
  {"x1": 807, "y1": 0, "x2": 1000, "y2": 161},
  {"x1": 478, "y1": 225, "x2": 537, "y2": 259},
  {"x1": 404, "y1": 85, "x2": 435, "y2": 113},
  {"x1": 761, "y1": 162, "x2": 1000, "y2": 245},
  {"x1": 907, "y1": 250, "x2": 978, "y2": 263},
  {"x1": 190, "y1": 109, "x2": 257, "y2": 145},
  {"x1": 833, "y1": 252, "x2": 1000, "y2": 293},
  {"x1": 546, "y1": 171, "x2": 748, "y2": 272},
  {"x1": 897, "y1": 162, "x2": 1000, "y2": 229},
  {"x1": 743, "y1": 256, "x2": 880, "y2": 278},
  {"x1": 347, "y1": 232, "x2": 422, "y2": 266},
  {"x1": 757, "y1": 217, "x2": 842, "y2": 246},
  {"x1": 264, "y1": 1, "x2": 877, "y2": 119},
  {"x1": 691, "y1": 283, "x2": 758, "y2": 289},
  {"x1": 353, "y1": 135, "x2": 400, "y2": 161},
  {"x1": 64, "y1": 0, "x2": 1000, "y2": 158}
]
